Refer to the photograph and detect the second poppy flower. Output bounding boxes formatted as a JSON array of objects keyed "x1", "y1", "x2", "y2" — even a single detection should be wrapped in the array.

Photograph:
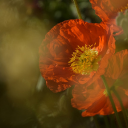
[
  {"x1": 89, "y1": 0, "x2": 128, "y2": 34},
  {"x1": 90, "y1": 0, "x2": 128, "y2": 21}
]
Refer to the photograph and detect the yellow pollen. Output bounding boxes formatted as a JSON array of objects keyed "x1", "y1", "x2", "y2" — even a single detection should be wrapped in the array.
[
  {"x1": 68, "y1": 44, "x2": 101, "y2": 75},
  {"x1": 118, "y1": 3, "x2": 128, "y2": 12}
]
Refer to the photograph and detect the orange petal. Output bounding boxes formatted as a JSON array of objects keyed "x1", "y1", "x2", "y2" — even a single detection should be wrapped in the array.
[{"x1": 105, "y1": 49, "x2": 128, "y2": 79}]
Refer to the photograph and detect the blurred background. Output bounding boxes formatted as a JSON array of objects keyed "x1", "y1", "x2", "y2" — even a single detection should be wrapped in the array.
[{"x1": 0, "y1": 0, "x2": 126, "y2": 128}]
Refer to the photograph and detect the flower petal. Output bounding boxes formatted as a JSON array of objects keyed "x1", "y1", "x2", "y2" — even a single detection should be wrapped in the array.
[
  {"x1": 72, "y1": 77, "x2": 128, "y2": 116},
  {"x1": 90, "y1": 0, "x2": 128, "y2": 20},
  {"x1": 105, "y1": 50, "x2": 128, "y2": 79},
  {"x1": 89, "y1": 0, "x2": 127, "y2": 34}
]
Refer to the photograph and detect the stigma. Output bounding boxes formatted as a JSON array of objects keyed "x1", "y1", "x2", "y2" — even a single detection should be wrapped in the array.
[{"x1": 68, "y1": 44, "x2": 101, "y2": 75}]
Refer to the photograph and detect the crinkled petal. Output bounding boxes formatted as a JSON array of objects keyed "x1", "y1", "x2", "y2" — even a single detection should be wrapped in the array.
[
  {"x1": 105, "y1": 50, "x2": 128, "y2": 79},
  {"x1": 90, "y1": 0, "x2": 128, "y2": 20},
  {"x1": 71, "y1": 80, "x2": 105, "y2": 110},
  {"x1": 72, "y1": 77, "x2": 128, "y2": 116}
]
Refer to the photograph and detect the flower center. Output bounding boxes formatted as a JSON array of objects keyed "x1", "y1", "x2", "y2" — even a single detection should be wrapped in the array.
[{"x1": 68, "y1": 44, "x2": 101, "y2": 75}]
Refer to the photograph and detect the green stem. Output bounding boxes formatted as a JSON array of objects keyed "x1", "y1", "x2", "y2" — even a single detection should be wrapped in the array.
[
  {"x1": 93, "y1": 116, "x2": 100, "y2": 128},
  {"x1": 112, "y1": 88, "x2": 128, "y2": 128},
  {"x1": 72, "y1": 0, "x2": 82, "y2": 19},
  {"x1": 109, "y1": 114, "x2": 116, "y2": 128},
  {"x1": 103, "y1": 116, "x2": 110, "y2": 128},
  {"x1": 101, "y1": 75, "x2": 123, "y2": 128}
]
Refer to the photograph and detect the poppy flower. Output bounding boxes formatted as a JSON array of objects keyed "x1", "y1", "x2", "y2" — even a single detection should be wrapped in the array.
[
  {"x1": 71, "y1": 50, "x2": 128, "y2": 116},
  {"x1": 89, "y1": 0, "x2": 128, "y2": 34},
  {"x1": 90, "y1": 0, "x2": 128, "y2": 21},
  {"x1": 39, "y1": 19, "x2": 115, "y2": 93}
]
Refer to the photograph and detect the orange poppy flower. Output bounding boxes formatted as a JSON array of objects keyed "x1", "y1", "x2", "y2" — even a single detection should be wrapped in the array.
[
  {"x1": 89, "y1": 0, "x2": 128, "y2": 34},
  {"x1": 39, "y1": 19, "x2": 115, "y2": 93},
  {"x1": 72, "y1": 50, "x2": 128, "y2": 116}
]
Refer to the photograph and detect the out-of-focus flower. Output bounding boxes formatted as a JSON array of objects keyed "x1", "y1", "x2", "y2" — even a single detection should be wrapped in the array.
[
  {"x1": 89, "y1": 0, "x2": 128, "y2": 34},
  {"x1": 116, "y1": 10, "x2": 128, "y2": 38},
  {"x1": 72, "y1": 50, "x2": 128, "y2": 116},
  {"x1": 39, "y1": 19, "x2": 115, "y2": 93}
]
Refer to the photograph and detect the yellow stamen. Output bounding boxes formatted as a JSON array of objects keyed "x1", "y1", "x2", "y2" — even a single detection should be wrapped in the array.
[
  {"x1": 116, "y1": 3, "x2": 128, "y2": 12},
  {"x1": 69, "y1": 44, "x2": 101, "y2": 75}
]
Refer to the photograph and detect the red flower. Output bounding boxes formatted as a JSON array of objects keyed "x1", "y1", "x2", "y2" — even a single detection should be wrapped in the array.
[
  {"x1": 89, "y1": 0, "x2": 128, "y2": 34},
  {"x1": 90, "y1": 0, "x2": 128, "y2": 21},
  {"x1": 39, "y1": 19, "x2": 115, "y2": 93},
  {"x1": 72, "y1": 50, "x2": 128, "y2": 116}
]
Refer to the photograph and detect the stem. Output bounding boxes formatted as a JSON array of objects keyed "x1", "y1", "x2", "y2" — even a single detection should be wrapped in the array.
[
  {"x1": 109, "y1": 114, "x2": 116, "y2": 128},
  {"x1": 101, "y1": 75, "x2": 123, "y2": 128},
  {"x1": 103, "y1": 116, "x2": 110, "y2": 128},
  {"x1": 72, "y1": 0, "x2": 82, "y2": 19},
  {"x1": 112, "y1": 88, "x2": 128, "y2": 128},
  {"x1": 93, "y1": 116, "x2": 100, "y2": 128}
]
